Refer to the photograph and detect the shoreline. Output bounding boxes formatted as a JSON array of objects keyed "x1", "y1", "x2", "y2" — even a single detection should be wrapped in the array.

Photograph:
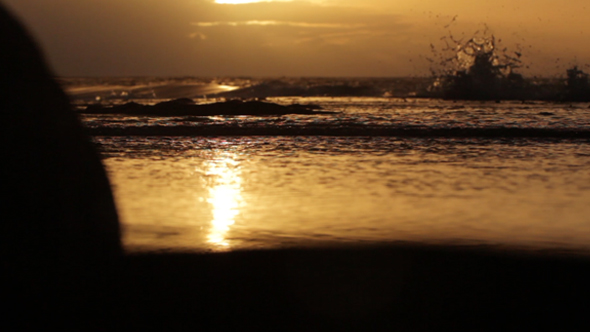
[{"x1": 123, "y1": 239, "x2": 590, "y2": 259}]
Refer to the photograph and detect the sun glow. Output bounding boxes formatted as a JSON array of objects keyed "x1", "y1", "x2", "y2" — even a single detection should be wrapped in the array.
[
  {"x1": 205, "y1": 153, "x2": 243, "y2": 248},
  {"x1": 214, "y1": 0, "x2": 292, "y2": 4}
]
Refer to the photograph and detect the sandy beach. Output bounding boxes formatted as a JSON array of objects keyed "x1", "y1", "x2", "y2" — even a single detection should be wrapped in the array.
[{"x1": 25, "y1": 244, "x2": 589, "y2": 331}]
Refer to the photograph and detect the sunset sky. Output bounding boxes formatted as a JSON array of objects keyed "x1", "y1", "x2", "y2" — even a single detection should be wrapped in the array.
[{"x1": 4, "y1": 0, "x2": 590, "y2": 77}]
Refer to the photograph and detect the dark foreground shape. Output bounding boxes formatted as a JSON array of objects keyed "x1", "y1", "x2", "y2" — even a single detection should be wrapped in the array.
[
  {"x1": 1, "y1": 4, "x2": 122, "y2": 329},
  {"x1": 82, "y1": 98, "x2": 334, "y2": 116},
  {"x1": 3, "y1": 4, "x2": 590, "y2": 331}
]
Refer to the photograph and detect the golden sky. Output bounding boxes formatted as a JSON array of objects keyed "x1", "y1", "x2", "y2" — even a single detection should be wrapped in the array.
[{"x1": 4, "y1": 0, "x2": 590, "y2": 77}]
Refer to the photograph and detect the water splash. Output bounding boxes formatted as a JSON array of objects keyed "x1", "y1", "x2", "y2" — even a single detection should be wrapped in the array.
[
  {"x1": 565, "y1": 66, "x2": 590, "y2": 101},
  {"x1": 425, "y1": 25, "x2": 590, "y2": 101},
  {"x1": 427, "y1": 27, "x2": 528, "y2": 100}
]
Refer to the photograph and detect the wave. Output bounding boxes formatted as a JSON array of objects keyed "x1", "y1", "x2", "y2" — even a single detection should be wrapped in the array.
[{"x1": 86, "y1": 124, "x2": 590, "y2": 139}]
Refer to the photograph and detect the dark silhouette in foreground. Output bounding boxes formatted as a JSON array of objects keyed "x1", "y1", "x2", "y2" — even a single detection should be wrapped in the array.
[
  {"x1": 1, "y1": 5, "x2": 121, "y2": 329},
  {"x1": 2, "y1": 5, "x2": 590, "y2": 331}
]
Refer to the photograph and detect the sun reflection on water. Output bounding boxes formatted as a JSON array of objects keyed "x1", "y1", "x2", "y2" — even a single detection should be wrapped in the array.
[{"x1": 204, "y1": 153, "x2": 242, "y2": 248}]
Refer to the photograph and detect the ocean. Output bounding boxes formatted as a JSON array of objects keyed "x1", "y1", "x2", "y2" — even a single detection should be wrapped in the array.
[{"x1": 69, "y1": 77, "x2": 590, "y2": 253}]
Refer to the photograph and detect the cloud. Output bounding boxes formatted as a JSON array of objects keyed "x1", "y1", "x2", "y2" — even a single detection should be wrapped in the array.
[
  {"x1": 189, "y1": 32, "x2": 208, "y2": 40},
  {"x1": 0, "y1": 0, "x2": 429, "y2": 76},
  {"x1": 7, "y1": 0, "x2": 587, "y2": 76}
]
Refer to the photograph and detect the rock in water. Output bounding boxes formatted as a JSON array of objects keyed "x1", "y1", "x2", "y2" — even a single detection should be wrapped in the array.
[{"x1": 0, "y1": 5, "x2": 122, "y2": 328}]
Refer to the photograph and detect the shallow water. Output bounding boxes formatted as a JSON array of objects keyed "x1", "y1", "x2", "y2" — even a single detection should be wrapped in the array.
[
  {"x1": 83, "y1": 97, "x2": 590, "y2": 132},
  {"x1": 97, "y1": 135, "x2": 590, "y2": 253},
  {"x1": 80, "y1": 92, "x2": 590, "y2": 253}
]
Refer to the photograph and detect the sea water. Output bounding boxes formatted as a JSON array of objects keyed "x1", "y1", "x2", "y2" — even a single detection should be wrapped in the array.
[{"x1": 83, "y1": 94, "x2": 590, "y2": 253}]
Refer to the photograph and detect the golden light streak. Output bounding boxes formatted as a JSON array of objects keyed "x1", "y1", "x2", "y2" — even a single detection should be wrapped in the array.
[
  {"x1": 218, "y1": 84, "x2": 240, "y2": 92},
  {"x1": 205, "y1": 153, "x2": 243, "y2": 248}
]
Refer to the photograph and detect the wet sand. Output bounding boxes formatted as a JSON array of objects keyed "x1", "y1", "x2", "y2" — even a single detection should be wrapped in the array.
[{"x1": 30, "y1": 244, "x2": 590, "y2": 331}]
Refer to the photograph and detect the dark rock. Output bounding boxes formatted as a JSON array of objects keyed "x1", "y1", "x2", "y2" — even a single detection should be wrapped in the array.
[
  {"x1": 82, "y1": 99, "x2": 335, "y2": 116},
  {"x1": 210, "y1": 80, "x2": 383, "y2": 99}
]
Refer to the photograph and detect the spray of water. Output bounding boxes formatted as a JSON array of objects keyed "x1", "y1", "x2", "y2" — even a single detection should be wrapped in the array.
[
  {"x1": 565, "y1": 66, "x2": 590, "y2": 101},
  {"x1": 427, "y1": 26, "x2": 530, "y2": 100}
]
